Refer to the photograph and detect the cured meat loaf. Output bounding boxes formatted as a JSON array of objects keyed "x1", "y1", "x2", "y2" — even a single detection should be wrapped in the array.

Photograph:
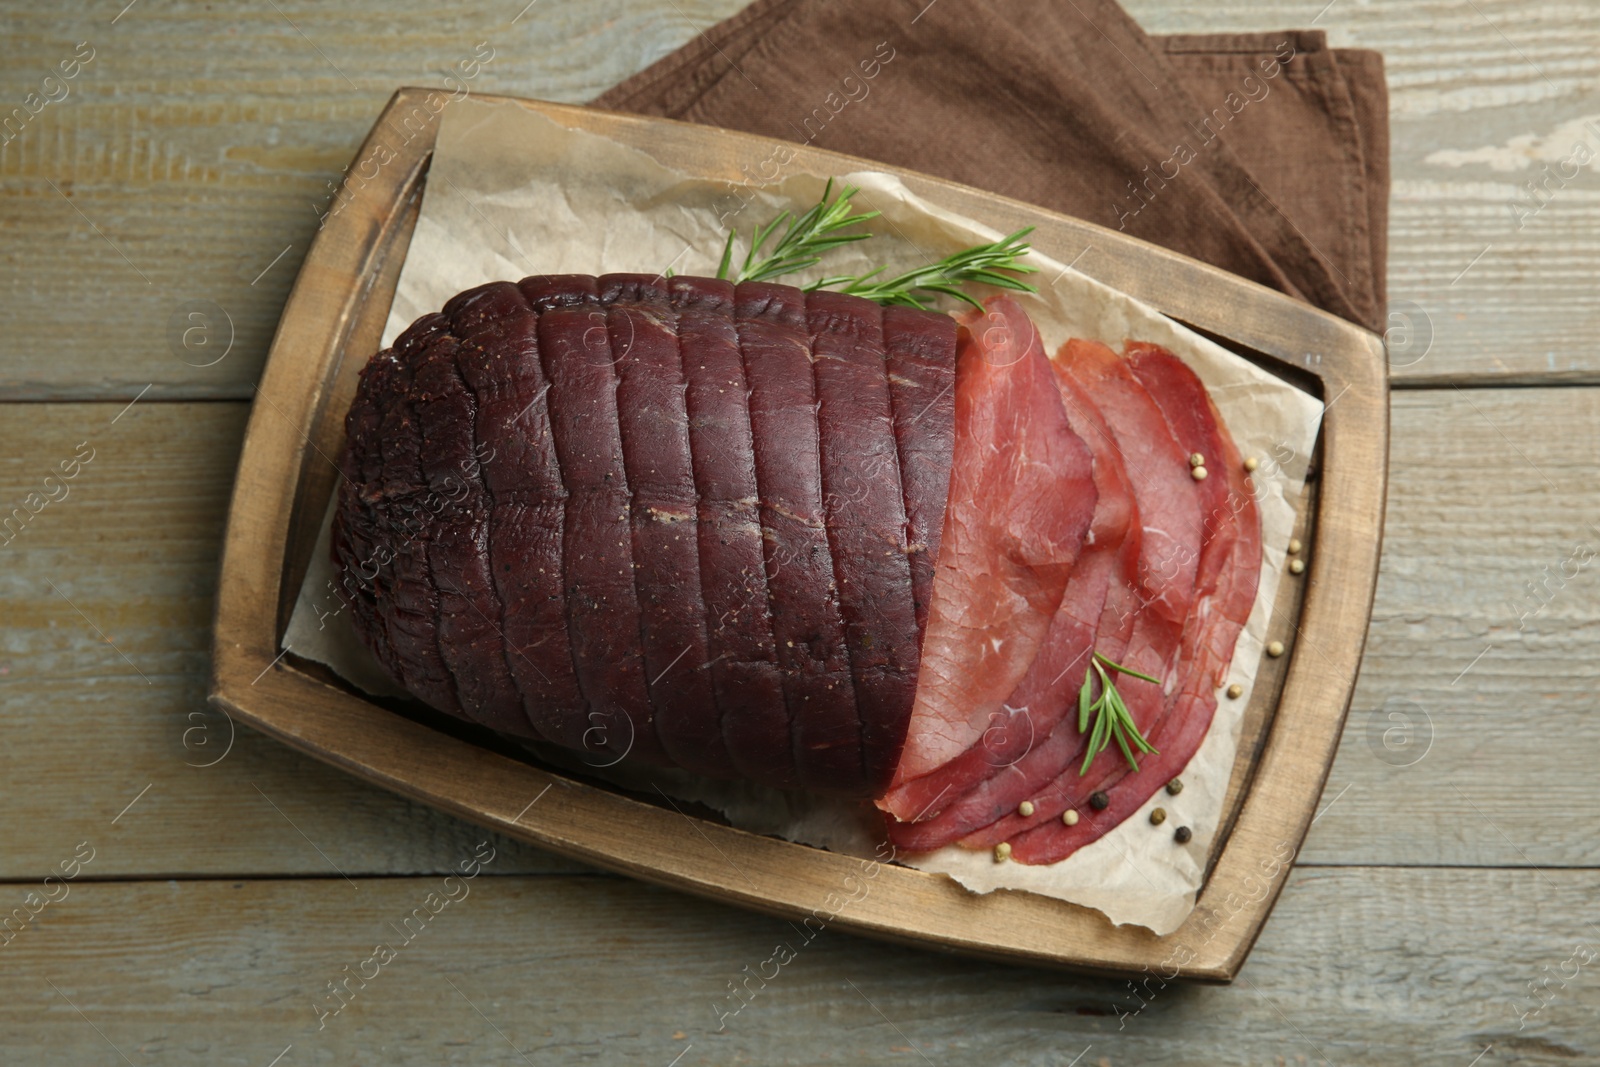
[
  {"x1": 333, "y1": 275, "x2": 956, "y2": 797},
  {"x1": 335, "y1": 278, "x2": 1262, "y2": 863}
]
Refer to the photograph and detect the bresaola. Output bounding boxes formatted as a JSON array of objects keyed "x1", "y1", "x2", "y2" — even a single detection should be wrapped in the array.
[{"x1": 334, "y1": 280, "x2": 1261, "y2": 865}]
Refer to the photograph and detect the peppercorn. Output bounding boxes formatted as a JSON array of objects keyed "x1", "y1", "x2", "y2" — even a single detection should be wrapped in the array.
[
  {"x1": 1089, "y1": 791, "x2": 1109, "y2": 811},
  {"x1": 1174, "y1": 826, "x2": 1193, "y2": 844}
]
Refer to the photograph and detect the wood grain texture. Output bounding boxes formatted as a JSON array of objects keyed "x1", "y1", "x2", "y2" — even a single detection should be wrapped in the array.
[
  {"x1": 5, "y1": 387, "x2": 1593, "y2": 874},
  {"x1": 1303, "y1": 384, "x2": 1600, "y2": 865},
  {"x1": 1123, "y1": 0, "x2": 1600, "y2": 384},
  {"x1": 0, "y1": 400, "x2": 589, "y2": 879},
  {"x1": 0, "y1": 869, "x2": 1593, "y2": 1065},
  {"x1": 3, "y1": 0, "x2": 1598, "y2": 397},
  {"x1": 0, "y1": 0, "x2": 747, "y2": 401}
]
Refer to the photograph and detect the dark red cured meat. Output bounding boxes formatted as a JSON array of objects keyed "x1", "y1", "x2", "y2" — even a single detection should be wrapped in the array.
[
  {"x1": 338, "y1": 325, "x2": 464, "y2": 718},
  {"x1": 445, "y1": 281, "x2": 586, "y2": 748},
  {"x1": 410, "y1": 330, "x2": 529, "y2": 737},
  {"x1": 881, "y1": 305, "x2": 958, "y2": 639},
  {"x1": 948, "y1": 338, "x2": 1204, "y2": 850},
  {"x1": 734, "y1": 281, "x2": 863, "y2": 793},
  {"x1": 879, "y1": 296, "x2": 1097, "y2": 805},
  {"x1": 336, "y1": 274, "x2": 960, "y2": 796},
  {"x1": 805, "y1": 290, "x2": 923, "y2": 792},
  {"x1": 879, "y1": 363, "x2": 1139, "y2": 834},
  {"x1": 332, "y1": 343, "x2": 408, "y2": 691},
  {"x1": 524, "y1": 274, "x2": 668, "y2": 766},
  {"x1": 598, "y1": 274, "x2": 731, "y2": 778},
  {"x1": 669, "y1": 277, "x2": 794, "y2": 787},
  {"x1": 1125, "y1": 342, "x2": 1261, "y2": 692},
  {"x1": 1007, "y1": 343, "x2": 1260, "y2": 864}
]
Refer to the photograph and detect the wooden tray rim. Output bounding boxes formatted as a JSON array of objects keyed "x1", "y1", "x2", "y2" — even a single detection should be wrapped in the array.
[{"x1": 209, "y1": 88, "x2": 1389, "y2": 982}]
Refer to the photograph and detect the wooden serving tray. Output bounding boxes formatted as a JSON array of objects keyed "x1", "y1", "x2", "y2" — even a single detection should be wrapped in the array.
[{"x1": 209, "y1": 88, "x2": 1387, "y2": 981}]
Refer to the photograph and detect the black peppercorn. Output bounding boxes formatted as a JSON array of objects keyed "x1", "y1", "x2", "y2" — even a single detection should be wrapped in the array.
[
  {"x1": 1174, "y1": 826, "x2": 1193, "y2": 844},
  {"x1": 1089, "y1": 791, "x2": 1109, "y2": 811}
]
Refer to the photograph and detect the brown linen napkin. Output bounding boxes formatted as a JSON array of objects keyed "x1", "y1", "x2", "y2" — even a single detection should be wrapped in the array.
[{"x1": 594, "y1": 0, "x2": 1388, "y2": 334}]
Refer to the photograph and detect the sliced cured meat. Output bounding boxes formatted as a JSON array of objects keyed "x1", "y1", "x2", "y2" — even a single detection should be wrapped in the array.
[
  {"x1": 669, "y1": 277, "x2": 794, "y2": 787},
  {"x1": 879, "y1": 296, "x2": 1097, "y2": 805},
  {"x1": 734, "y1": 281, "x2": 863, "y2": 793},
  {"x1": 599, "y1": 274, "x2": 732, "y2": 779},
  {"x1": 1125, "y1": 342, "x2": 1261, "y2": 691},
  {"x1": 527, "y1": 274, "x2": 669, "y2": 766},
  {"x1": 881, "y1": 305, "x2": 958, "y2": 639},
  {"x1": 879, "y1": 364, "x2": 1138, "y2": 833},
  {"x1": 945, "y1": 338, "x2": 1204, "y2": 850},
  {"x1": 446, "y1": 281, "x2": 587, "y2": 748},
  {"x1": 805, "y1": 290, "x2": 923, "y2": 793},
  {"x1": 1007, "y1": 343, "x2": 1260, "y2": 864}
]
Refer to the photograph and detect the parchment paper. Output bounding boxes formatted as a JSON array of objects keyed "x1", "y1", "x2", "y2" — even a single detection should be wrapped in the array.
[{"x1": 285, "y1": 97, "x2": 1322, "y2": 934}]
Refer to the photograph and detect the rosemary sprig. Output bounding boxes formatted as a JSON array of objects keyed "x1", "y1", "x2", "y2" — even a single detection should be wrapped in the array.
[
  {"x1": 1077, "y1": 652, "x2": 1159, "y2": 775},
  {"x1": 699, "y1": 180, "x2": 1040, "y2": 309},
  {"x1": 716, "y1": 178, "x2": 880, "y2": 284},
  {"x1": 813, "y1": 227, "x2": 1039, "y2": 311}
]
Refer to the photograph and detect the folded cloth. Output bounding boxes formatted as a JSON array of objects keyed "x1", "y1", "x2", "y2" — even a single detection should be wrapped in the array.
[{"x1": 594, "y1": 0, "x2": 1387, "y2": 333}]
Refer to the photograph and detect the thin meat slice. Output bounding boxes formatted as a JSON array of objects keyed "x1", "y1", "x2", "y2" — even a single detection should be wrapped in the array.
[
  {"x1": 879, "y1": 365, "x2": 1138, "y2": 832},
  {"x1": 411, "y1": 331, "x2": 529, "y2": 736},
  {"x1": 669, "y1": 277, "x2": 794, "y2": 787},
  {"x1": 734, "y1": 281, "x2": 863, "y2": 793},
  {"x1": 948, "y1": 339, "x2": 1204, "y2": 850},
  {"x1": 805, "y1": 290, "x2": 923, "y2": 793},
  {"x1": 1125, "y1": 342, "x2": 1261, "y2": 691},
  {"x1": 446, "y1": 281, "x2": 587, "y2": 747},
  {"x1": 526, "y1": 274, "x2": 669, "y2": 767},
  {"x1": 1008, "y1": 343, "x2": 1260, "y2": 864},
  {"x1": 599, "y1": 274, "x2": 732, "y2": 778},
  {"x1": 881, "y1": 305, "x2": 958, "y2": 639},
  {"x1": 879, "y1": 296, "x2": 1097, "y2": 807}
]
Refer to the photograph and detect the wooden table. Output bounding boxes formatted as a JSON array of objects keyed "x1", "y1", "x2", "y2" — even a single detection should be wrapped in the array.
[{"x1": 3, "y1": 2, "x2": 1595, "y2": 1063}]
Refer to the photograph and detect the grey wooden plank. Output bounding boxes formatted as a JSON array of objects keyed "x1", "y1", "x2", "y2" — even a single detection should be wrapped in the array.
[
  {"x1": 0, "y1": 399, "x2": 588, "y2": 878},
  {"x1": 3, "y1": 0, "x2": 1598, "y2": 397},
  {"x1": 0, "y1": 868, "x2": 1591, "y2": 1065},
  {"x1": 0, "y1": 0, "x2": 746, "y2": 401},
  {"x1": 1300, "y1": 384, "x2": 1600, "y2": 866},
  {"x1": 1123, "y1": 0, "x2": 1600, "y2": 384}
]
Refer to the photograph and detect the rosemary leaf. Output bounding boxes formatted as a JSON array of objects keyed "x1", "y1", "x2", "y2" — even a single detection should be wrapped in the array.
[
  {"x1": 698, "y1": 179, "x2": 1039, "y2": 309},
  {"x1": 1077, "y1": 652, "x2": 1161, "y2": 775},
  {"x1": 717, "y1": 178, "x2": 881, "y2": 285}
]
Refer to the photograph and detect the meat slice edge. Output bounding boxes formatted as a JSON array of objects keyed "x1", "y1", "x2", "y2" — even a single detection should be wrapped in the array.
[
  {"x1": 527, "y1": 274, "x2": 669, "y2": 767},
  {"x1": 880, "y1": 295, "x2": 1097, "y2": 800},
  {"x1": 806, "y1": 290, "x2": 923, "y2": 794},
  {"x1": 949, "y1": 338, "x2": 1204, "y2": 850},
  {"x1": 881, "y1": 305, "x2": 959, "y2": 640},
  {"x1": 600, "y1": 273, "x2": 733, "y2": 778},
  {"x1": 671, "y1": 277, "x2": 795, "y2": 787},
  {"x1": 879, "y1": 364, "x2": 1137, "y2": 832},
  {"x1": 735, "y1": 281, "x2": 864, "y2": 794},
  {"x1": 447, "y1": 281, "x2": 585, "y2": 745},
  {"x1": 1009, "y1": 342, "x2": 1261, "y2": 864}
]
